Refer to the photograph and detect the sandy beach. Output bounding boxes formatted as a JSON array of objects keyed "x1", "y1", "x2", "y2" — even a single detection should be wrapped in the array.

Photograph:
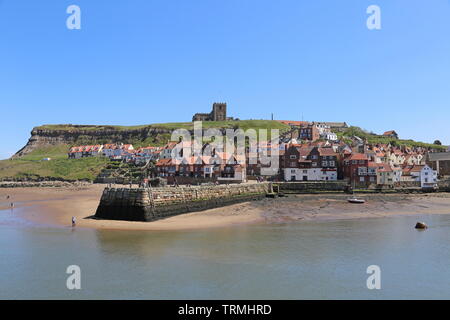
[{"x1": 1, "y1": 185, "x2": 450, "y2": 230}]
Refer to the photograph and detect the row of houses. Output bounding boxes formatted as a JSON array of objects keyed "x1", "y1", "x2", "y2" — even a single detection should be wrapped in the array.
[
  {"x1": 155, "y1": 154, "x2": 246, "y2": 182},
  {"x1": 68, "y1": 144, "x2": 162, "y2": 163},
  {"x1": 67, "y1": 135, "x2": 448, "y2": 187},
  {"x1": 281, "y1": 141, "x2": 439, "y2": 188},
  {"x1": 277, "y1": 121, "x2": 339, "y2": 141}
]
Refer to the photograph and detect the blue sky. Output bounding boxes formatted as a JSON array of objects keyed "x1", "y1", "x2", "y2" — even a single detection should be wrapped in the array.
[{"x1": 1, "y1": 0, "x2": 449, "y2": 159}]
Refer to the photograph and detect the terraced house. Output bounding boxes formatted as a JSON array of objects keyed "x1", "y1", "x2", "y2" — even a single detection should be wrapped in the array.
[
  {"x1": 68, "y1": 145, "x2": 103, "y2": 159},
  {"x1": 375, "y1": 163, "x2": 395, "y2": 186},
  {"x1": 283, "y1": 146, "x2": 338, "y2": 181},
  {"x1": 402, "y1": 164, "x2": 438, "y2": 188},
  {"x1": 342, "y1": 153, "x2": 370, "y2": 186},
  {"x1": 155, "y1": 152, "x2": 246, "y2": 183}
]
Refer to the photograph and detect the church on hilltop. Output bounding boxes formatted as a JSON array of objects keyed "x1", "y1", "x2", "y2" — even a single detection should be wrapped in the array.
[{"x1": 192, "y1": 102, "x2": 235, "y2": 122}]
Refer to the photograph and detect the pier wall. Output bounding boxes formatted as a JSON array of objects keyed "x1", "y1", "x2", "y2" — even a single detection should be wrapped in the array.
[
  {"x1": 438, "y1": 180, "x2": 450, "y2": 192},
  {"x1": 95, "y1": 183, "x2": 271, "y2": 222},
  {"x1": 277, "y1": 181, "x2": 348, "y2": 193}
]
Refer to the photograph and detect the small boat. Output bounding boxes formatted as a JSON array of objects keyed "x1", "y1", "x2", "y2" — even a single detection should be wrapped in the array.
[{"x1": 347, "y1": 197, "x2": 366, "y2": 204}]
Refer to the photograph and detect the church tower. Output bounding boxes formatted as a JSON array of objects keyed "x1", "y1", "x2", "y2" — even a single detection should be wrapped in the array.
[{"x1": 212, "y1": 102, "x2": 227, "y2": 121}]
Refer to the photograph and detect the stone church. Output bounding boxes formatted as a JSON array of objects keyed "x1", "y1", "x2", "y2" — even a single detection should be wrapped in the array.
[{"x1": 192, "y1": 102, "x2": 233, "y2": 122}]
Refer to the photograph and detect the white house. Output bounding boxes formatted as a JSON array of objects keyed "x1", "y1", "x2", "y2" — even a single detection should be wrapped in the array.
[
  {"x1": 320, "y1": 132, "x2": 338, "y2": 141},
  {"x1": 103, "y1": 144, "x2": 134, "y2": 158},
  {"x1": 68, "y1": 145, "x2": 103, "y2": 159},
  {"x1": 68, "y1": 146, "x2": 84, "y2": 159},
  {"x1": 284, "y1": 168, "x2": 337, "y2": 181},
  {"x1": 403, "y1": 164, "x2": 438, "y2": 188},
  {"x1": 392, "y1": 166, "x2": 402, "y2": 183},
  {"x1": 418, "y1": 165, "x2": 438, "y2": 188}
]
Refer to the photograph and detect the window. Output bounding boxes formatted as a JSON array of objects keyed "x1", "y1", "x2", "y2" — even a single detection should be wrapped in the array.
[
  {"x1": 312, "y1": 162, "x2": 317, "y2": 167},
  {"x1": 329, "y1": 161, "x2": 335, "y2": 167},
  {"x1": 291, "y1": 170, "x2": 296, "y2": 173},
  {"x1": 352, "y1": 160, "x2": 357, "y2": 164},
  {"x1": 290, "y1": 155, "x2": 297, "y2": 159},
  {"x1": 358, "y1": 167, "x2": 367, "y2": 175},
  {"x1": 360, "y1": 177, "x2": 365, "y2": 182},
  {"x1": 322, "y1": 161, "x2": 328, "y2": 167}
]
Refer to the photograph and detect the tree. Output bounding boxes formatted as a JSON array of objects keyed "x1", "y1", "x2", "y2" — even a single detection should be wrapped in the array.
[{"x1": 434, "y1": 140, "x2": 442, "y2": 145}]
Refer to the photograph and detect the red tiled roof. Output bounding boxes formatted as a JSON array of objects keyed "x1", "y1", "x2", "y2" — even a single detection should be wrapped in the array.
[
  {"x1": 298, "y1": 147, "x2": 313, "y2": 157},
  {"x1": 377, "y1": 163, "x2": 393, "y2": 172},
  {"x1": 402, "y1": 164, "x2": 425, "y2": 174},
  {"x1": 156, "y1": 158, "x2": 173, "y2": 166},
  {"x1": 318, "y1": 147, "x2": 337, "y2": 157},
  {"x1": 410, "y1": 165, "x2": 425, "y2": 172},
  {"x1": 69, "y1": 145, "x2": 102, "y2": 153},
  {"x1": 276, "y1": 120, "x2": 310, "y2": 127},
  {"x1": 347, "y1": 153, "x2": 369, "y2": 161}
]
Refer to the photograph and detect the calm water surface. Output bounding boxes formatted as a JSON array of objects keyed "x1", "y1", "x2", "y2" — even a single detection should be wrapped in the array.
[{"x1": 1, "y1": 207, "x2": 450, "y2": 299}]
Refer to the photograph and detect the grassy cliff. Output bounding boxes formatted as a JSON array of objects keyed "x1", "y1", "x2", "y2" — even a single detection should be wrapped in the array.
[
  {"x1": 35, "y1": 120, "x2": 290, "y2": 134},
  {"x1": 0, "y1": 157, "x2": 109, "y2": 181},
  {"x1": 334, "y1": 126, "x2": 446, "y2": 150},
  {"x1": 2, "y1": 121, "x2": 444, "y2": 182},
  {"x1": 2, "y1": 120, "x2": 290, "y2": 181}
]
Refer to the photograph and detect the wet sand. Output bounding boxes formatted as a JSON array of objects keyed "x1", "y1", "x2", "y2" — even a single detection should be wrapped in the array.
[{"x1": 1, "y1": 185, "x2": 450, "y2": 230}]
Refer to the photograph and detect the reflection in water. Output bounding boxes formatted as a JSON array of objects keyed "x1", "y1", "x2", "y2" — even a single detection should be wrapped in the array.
[{"x1": 1, "y1": 212, "x2": 450, "y2": 299}]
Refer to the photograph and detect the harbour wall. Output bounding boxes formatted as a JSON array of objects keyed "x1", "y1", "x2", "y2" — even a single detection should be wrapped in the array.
[
  {"x1": 95, "y1": 183, "x2": 272, "y2": 222},
  {"x1": 277, "y1": 181, "x2": 348, "y2": 193},
  {"x1": 438, "y1": 180, "x2": 450, "y2": 192}
]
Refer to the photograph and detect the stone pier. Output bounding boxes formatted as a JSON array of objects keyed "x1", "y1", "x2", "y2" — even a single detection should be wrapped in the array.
[{"x1": 95, "y1": 183, "x2": 271, "y2": 222}]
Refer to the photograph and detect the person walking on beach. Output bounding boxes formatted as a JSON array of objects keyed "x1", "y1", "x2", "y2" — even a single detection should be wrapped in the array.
[
  {"x1": 72, "y1": 216, "x2": 76, "y2": 227},
  {"x1": 10, "y1": 202, "x2": 14, "y2": 210}
]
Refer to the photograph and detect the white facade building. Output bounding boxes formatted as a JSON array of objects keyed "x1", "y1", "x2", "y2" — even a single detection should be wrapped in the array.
[
  {"x1": 418, "y1": 165, "x2": 438, "y2": 188},
  {"x1": 321, "y1": 132, "x2": 338, "y2": 141},
  {"x1": 284, "y1": 168, "x2": 337, "y2": 181}
]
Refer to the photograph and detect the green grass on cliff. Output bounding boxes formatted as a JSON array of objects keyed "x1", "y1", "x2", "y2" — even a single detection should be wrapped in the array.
[
  {"x1": 36, "y1": 120, "x2": 290, "y2": 132},
  {"x1": 334, "y1": 126, "x2": 446, "y2": 150},
  {"x1": 19, "y1": 145, "x2": 71, "y2": 161},
  {"x1": 34, "y1": 121, "x2": 291, "y2": 149},
  {"x1": 0, "y1": 157, "x2": 109, "y2": 181},
  {"x1": 1, "y1": 144, "x2": 109, "y2": 181},
  {"x1": 3, "y1": 120, "x2": 290, "y2": 182}
]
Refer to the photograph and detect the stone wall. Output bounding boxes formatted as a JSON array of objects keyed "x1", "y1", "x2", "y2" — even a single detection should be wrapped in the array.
[
  {"x1": 95, "y1": 183, "x2": 271, "y2": 222},
  {"x1": 165, "y1": 176, "x2": 216, "y2": 185},
  {"x1": 277, "y1": 181, "x2": 431, "y2": 193},
  {"x1": 277, "y1": 181, "x2": 348, "y2": 193},
  {"x1": 438, "y1": 180, "x2": 450, "y2": 192}
]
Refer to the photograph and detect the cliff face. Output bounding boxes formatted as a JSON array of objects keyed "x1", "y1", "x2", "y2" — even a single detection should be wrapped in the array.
[
  {"x1": 12, "y1": 121, "x2": 291, "y2": 159},
  {"x1": 12, "y1": 125, "x2": 173, "y2": 158}
]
